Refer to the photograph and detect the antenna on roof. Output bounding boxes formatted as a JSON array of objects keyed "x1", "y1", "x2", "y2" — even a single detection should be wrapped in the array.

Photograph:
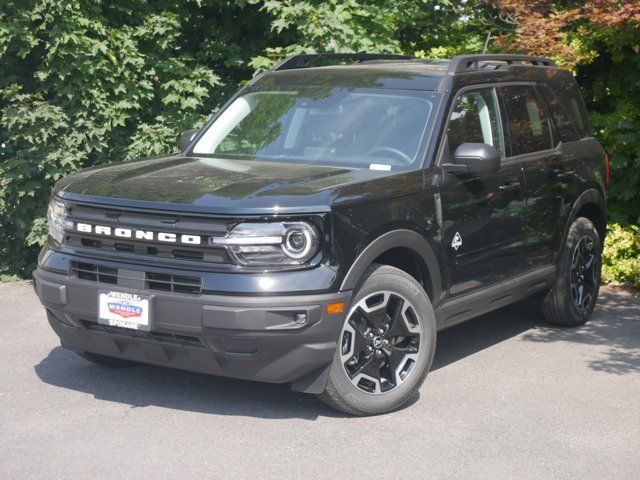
[{"x1": 482, "y1": 32, "x2": 492, "y2": 54}]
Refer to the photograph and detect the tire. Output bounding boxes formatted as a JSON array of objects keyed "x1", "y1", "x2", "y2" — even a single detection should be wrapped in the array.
[
  {"x1": 541, "y1": 217, "x2": 602, "y2": 326},
  {"x1": 77, "y1": 352, "x2": 136, "y2": 368},
  {"x1": 319, "y1": 264, "x2": 437, "y2": 416}
]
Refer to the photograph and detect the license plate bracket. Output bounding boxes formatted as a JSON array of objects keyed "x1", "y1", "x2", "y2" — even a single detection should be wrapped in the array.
[{"x1": 98, "y1": 290, "x2": 152, "y2": 331}]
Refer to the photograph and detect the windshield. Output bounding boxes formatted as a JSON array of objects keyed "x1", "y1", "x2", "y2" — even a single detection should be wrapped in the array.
[{"x1": 192, "y1": 87, "x2": 440, "y2": 170}]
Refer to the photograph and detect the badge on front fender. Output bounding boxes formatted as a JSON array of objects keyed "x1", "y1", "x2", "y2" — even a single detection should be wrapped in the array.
[{"x1": 451, "y1": 232, "x2": 462, "y2": 251}]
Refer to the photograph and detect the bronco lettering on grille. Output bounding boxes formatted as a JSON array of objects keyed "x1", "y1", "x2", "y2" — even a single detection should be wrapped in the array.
[{"x1": 76, "y1": 222, "x2": 201, "y2": 245}]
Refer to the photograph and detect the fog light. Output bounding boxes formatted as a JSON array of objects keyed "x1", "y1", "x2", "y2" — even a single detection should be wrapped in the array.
[{"x1": 294, "y1": 312, "x2": 307, "y2": 325}]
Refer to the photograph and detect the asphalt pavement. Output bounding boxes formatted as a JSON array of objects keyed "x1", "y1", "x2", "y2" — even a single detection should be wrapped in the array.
[{"x1": 1, "y1": 281, "x2": 639, "y2": 480}]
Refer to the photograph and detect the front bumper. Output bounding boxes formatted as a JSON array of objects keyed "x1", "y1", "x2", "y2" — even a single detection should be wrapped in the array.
[{"x1": 34, "y1": 266, "x2": 350, "y2": 390}]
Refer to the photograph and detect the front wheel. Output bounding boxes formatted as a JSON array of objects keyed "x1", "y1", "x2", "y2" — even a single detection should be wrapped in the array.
[
  {"x1": 318, "y1": 264, "x2": 436, "y2": 416},
  {"x1": 541, "y1": 217, "x2": 602, "y2": 326}
]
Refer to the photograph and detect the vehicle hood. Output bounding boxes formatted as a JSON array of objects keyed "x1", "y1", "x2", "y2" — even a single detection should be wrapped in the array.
[{"x1": 54, "y1": 155, "x2": 408, "y2": 215}]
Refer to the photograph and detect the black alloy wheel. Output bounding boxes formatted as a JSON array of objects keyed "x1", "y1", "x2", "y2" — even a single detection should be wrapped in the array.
[
  {"x1": 319, "y1": 264, "x2": 436, "y2": 416},
  {"x1": 340, "y1": 291, "x2": 422, "y2": 394},
  {"x1": 541, "y1": 217, "x2": 601, "y2": 326},
  {"x1": 570, "y1": 235, "x2": 598, "y2": 312}
]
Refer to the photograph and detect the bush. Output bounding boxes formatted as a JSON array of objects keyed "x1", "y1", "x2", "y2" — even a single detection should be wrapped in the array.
[{"x1": 602, "y1": 223, "x2": 640, "y2": 288}]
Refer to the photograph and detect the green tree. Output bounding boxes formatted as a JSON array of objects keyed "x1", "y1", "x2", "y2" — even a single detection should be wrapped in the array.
[
  {"x1": 7, "y1": 0, "x2": 638, "y2": 282},
  {"x1": 0, "y1": 0, "x2": 271, "y2": 276},
  {"x1": 0, "y1": 0, "x2": 476, "y2": 278}
]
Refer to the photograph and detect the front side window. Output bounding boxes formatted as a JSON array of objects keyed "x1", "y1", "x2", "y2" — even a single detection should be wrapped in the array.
[
  {"x1": 501, "y1": 86, "x2": 552, "y2": 156},
  {"x1": 447, "y1": 88, "x2": 505, "y2": 157},
  {"x1": 192, "y1": 88, "x2": 439, "y2": 170}
]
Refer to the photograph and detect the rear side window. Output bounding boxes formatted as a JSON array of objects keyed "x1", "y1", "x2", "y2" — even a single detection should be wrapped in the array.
[
  {"x1": 562, "y1": 86, "x2": 590, "y2": 138},
  {"x1": 502, "y1": 86, "x2": 553, "y2": 156},
  {"x1": 539, "y1": 84, "x2": 580, "y2": 143},
  {"x1": 447, "y1": 88, "x2": 505, "y2": 157},
  {"x1": 542, "y1": 72, "x2": 591, "y2": 139}
]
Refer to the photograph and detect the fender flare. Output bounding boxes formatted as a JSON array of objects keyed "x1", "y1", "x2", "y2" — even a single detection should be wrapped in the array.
[
  {"x1": 339, "y1": 229, "x2": 442, "y2": 302},
  {"x1": 562, "y1": 188, "x2": 607, "y2": 242}
]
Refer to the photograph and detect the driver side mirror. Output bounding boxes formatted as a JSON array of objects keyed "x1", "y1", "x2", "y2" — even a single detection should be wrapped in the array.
[
  {"x1": 179, "y1": 128, "x2": 200, "y2": 152},
  {"x1": 442, "y1": 143, "x2": 501, "y2": 174}
]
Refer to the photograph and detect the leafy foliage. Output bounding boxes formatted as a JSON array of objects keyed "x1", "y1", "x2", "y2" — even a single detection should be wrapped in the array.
[
  {"x1": 249, "y1": 0, "x2": 401, "y2": 71},
  {"x1": 0, "y1": 0, "x2": 475, "y2": 277},
  {"x1": 602, "y1": 223, "x2": 640, "y2": 288},
  {"x1": 0, "y1": 0, "x2": 639, "y2": 285},
  {"x1": 0, "y1": 0, "x2": 272, "y2": 276}
]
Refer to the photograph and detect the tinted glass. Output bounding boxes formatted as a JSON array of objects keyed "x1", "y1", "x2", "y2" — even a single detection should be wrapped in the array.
[
  {"x1": 502, "y1": 86, "x2": 552, "y2": 156},
  {"x1": 192, "y1": 88, "x2": 438, "y2": 170},
  {"x1": 564, "y1": 91, "x2": 590, "y2": 137},
  {"x1": 447, "y1": 88, "x2": 505, "y2": 157},
  {"x1": 539, "y1": 84, "x2": 580, "y2": 143}
]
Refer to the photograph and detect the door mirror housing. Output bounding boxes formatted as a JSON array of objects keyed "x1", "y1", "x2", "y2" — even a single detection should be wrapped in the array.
[
  {"x1": 443, "y1": 143, "x2": 501, "y2": 174},
  {"x1": 179, "y1": 128, "x2": 200, "y2": 152}
]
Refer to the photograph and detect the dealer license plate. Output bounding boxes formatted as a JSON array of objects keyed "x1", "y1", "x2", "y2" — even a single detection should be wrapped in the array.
[{"x1": 98, "y1": 290, "x2": 151, "y2": 331}]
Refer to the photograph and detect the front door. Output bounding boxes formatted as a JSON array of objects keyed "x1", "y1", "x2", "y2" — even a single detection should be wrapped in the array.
[{"x1": 437, "y1": 86, "x2": 527, "y2": 297}]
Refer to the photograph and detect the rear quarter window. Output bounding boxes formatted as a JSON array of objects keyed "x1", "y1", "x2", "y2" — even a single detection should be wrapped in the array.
[
  {"x1": 563, "y1": 88, "x2": 591, "y2": 138},
  {"x1": 539, "y1": 84, "x2": 580, "y2": 143},
  {"x1": 545, "y1": 74, "x2": 591, "y2": 139}
]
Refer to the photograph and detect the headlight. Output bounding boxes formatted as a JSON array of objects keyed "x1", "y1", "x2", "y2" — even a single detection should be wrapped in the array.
[
  {"x1": 47, "y1": 198, "x2": 72, "y2": 243},
  {"x1": 211, "y1": 221, "x2": 321, "y2": 266}
]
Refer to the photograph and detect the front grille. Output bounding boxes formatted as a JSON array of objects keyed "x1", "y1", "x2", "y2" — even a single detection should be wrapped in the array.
[
  {"x1": 70, "y1": 261, "x2": 202, "y2": 295},
  {"x1": 81, "y1": 320, "x2": 203, "y2": 347},
  {"x1": 63, "y1": 203, "x2": 232, "y2": 265},
  {"x1": 72, "y1": 262, "x2": 118, "y2": 284},
  {"x1": 146, "y1": 272, "x2": 202, "y2": 295}
]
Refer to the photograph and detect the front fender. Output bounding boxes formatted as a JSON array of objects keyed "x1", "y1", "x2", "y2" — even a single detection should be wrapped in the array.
[{"x1": 339, "y1": 229, "x2": 442, "y2": 304}]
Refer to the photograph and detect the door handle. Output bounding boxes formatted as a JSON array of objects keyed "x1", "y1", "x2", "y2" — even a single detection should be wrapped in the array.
[{"x1": 499, "y1": 182, "x2": 521, "y2": 193}]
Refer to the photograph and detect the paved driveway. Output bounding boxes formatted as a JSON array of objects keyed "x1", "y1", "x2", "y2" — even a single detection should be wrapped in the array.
[{"x1": 1, "y1": 282, "x2": 639, "y2": 479}]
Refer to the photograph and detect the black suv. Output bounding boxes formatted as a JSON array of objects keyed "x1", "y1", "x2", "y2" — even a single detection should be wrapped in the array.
[{"x1": 34, "y1": 54, "x2": 608, "y2": 415}]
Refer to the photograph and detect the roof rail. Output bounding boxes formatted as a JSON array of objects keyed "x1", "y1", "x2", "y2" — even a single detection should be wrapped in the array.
[
  {"x1": 448, "y1": 54, "x2": 556, "y2": 74},
  {"x1": 272, "y1": 53, "x2": 414, "y2": 71}
]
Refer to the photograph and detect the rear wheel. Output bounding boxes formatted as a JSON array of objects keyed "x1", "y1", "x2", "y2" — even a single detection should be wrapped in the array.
[
  {"x1": 541, "y1": 217, "x2": 601, "y2": 326},
  {"x1": 319, "y1": 264, "x2": 436, "y2": 416},
  {"x1": 78, "y1": 352, "x2": 136, "y2": 368}
]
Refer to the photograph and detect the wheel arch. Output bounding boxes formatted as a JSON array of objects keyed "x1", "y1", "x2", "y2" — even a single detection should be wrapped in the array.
[
  {"x1": 339, "y1": 229, "x2": 442, "y2": 304},
  {"x1": 564, "y1": 188, "x2": 607, "y2": 247}
]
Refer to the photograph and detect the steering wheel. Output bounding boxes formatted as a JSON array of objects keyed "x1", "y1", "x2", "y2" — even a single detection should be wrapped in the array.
[{"x1": 366, "y1": 146, "x2": 413, "y2": 165}]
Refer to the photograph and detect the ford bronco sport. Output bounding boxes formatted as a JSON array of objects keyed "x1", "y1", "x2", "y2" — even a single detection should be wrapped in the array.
[{"x1": 34, "y1": 53, "x2": 608, "y2": 416}]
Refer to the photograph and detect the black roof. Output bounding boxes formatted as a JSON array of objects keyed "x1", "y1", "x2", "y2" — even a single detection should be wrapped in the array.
[{"x1": 251, "y1": 53, "x2": 568, "y2": 92}]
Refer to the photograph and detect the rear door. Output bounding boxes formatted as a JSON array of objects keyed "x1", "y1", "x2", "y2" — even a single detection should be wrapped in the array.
[
  {"x1": 437, "y1": 86, "x2": 527, "y2": 297},
  {"x1": 500, "y1": 84, "x2": 565, "y2": 269}
]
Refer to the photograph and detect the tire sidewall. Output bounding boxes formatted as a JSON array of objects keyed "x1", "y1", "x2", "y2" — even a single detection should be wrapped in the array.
[{"x1": 558, "y1": 217, "x2": 602, "y2": 323}]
